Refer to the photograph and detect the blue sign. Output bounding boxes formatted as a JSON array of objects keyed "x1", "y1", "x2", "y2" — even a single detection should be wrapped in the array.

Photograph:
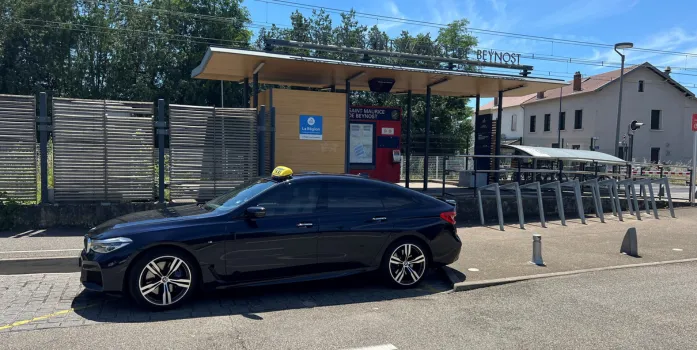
[{"x1": 299, "y1": 115, "x2": 323, "y2": 140}]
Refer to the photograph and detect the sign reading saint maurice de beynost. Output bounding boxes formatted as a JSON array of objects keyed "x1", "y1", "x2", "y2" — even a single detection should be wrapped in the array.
[{"x1": 299, "y1": 115, "x2": 323, "y2": 140}]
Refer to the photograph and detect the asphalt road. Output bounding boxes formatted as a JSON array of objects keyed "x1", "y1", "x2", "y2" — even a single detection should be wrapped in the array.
[{"x1": 2, "y1": 262, "x2": 697, "y2": 349}]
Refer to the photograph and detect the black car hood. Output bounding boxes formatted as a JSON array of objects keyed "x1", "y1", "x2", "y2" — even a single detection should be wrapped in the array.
[{"x1": 88, "y1": 204, "x2": 211, "y2": 237}]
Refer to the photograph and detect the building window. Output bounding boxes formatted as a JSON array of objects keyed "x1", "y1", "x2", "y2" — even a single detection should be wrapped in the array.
[
  {"x1": 651, "y1": 110, "x2": 661, "y2": 130},
  {"x1": 574, "y1": 110, "x2": 583, "y2": 129},
  {"x1": 544, "y1": 114, "x2": 551, "y2": 132},
  {"x1": 572, "y1": 145, "x2": 581, "y2": 150},
  {"x1": 651, "y1": 147, "x2": 660, "y2": 163},
  {"x1": 638, "y1": 80, "x2": 644, "y2": 92},
  {"x1": 530, "y1": 115, "x2": 536, "y2": 132},
  {"x1": 559, "y1": 112, "x2": 566, "y2": 130},
  {"x1": 511, "y1": 114, "x2": 517, "y2": 131}
]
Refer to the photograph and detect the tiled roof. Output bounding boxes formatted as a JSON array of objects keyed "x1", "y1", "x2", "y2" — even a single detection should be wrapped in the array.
[
  {"x1": 521, "y1": 64, "x2": 642, "y2": 105},
  {"x1": 479, "y1": 62, "x2": 694, "y2": 110},
  {"x1": 480, "y1": 94, "x2": 536, "y2": 111}
]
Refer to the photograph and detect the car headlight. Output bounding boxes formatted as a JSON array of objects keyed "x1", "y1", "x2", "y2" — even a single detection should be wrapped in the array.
[{"x1": 90, "y1": 237, "x2": 133, "y2": 254}]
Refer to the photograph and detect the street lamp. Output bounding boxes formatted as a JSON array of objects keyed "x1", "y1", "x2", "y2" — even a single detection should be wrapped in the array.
[{"x1": 613, "y1": 42, "x2": 634, "y2": 158}]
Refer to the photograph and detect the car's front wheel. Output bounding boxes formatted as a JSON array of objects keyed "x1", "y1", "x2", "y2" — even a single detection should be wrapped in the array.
[
  {"x1": 382, "y1": 240, "x2": 429, "y2": 288},
  {"x1": 128, "y1": 248, "x2": 198, "y2": 310}
]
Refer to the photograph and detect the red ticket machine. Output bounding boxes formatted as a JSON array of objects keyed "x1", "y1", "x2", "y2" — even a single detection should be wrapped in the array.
[{"x1": 348, "y1": 106, "x2": 402, "y2": 183}]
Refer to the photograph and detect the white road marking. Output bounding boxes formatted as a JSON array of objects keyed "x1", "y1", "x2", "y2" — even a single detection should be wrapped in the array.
[
  {"x1": 0, "y1": 249, "x2": 82, "y2": 254},
  {"x1": 673, "y1": 248, "x2": 684, "y2": 251},
  {"x1": 26, "y1": 229, "x2": 46, "y2": 237},
  {"x1": 9, "y1": 230, "x2": 34, "y2": 238},
  {"x1": 344, "y1": 344, "x2": 397, "y2": 350},
  {"x1": 468, "y1": 268, "x2": 480, "y2": 272}
]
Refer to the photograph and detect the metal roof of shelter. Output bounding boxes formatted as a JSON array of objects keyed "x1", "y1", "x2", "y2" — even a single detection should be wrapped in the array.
[
  {"x1": 191, "y1": 47, "x2": 567, "y2": 97},
  {"x1": 503, "y1": 145, "x2": 627, "y2": 165}
]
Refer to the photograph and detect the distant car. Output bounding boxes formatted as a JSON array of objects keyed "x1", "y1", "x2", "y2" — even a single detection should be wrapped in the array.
[{"x1": 80, "y1": 167, "x2": 460, "y2": 310}]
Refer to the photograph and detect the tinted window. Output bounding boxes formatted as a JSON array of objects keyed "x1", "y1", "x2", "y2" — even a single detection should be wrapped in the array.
[
  {"x1": 255, "y1": 181, "x2": 321, "y2": 217},
  {"x1": 574, "y1": 110, "x2": 583, "y2": 129},
  {"x1": 205, "y1": 178, "x2": 275, "y2": 210},
  {"x1": 380, "y1": 187, "x2": 418, "y2": 209},
  {"x1": 327, "y1": 181, "x2": 384, "y2": 212},
  {"x1": 638, "y1": 80, "x2": 644, "y2": 92},
  {"x1": 530, "y1": 115, "x2": 536, "y2": 132},
  {"x1": 651, "y1": 110, "x2": 661, "y2": 130},
  {"x1": 559, "y1": 112, "x2": 566, "y2": 130},
  {"x1": 544, "y1": 114, "x2": 551, "y2": 132}
]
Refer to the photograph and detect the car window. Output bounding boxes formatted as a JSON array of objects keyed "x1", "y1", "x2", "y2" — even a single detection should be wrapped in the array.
[
  {"x1": 380, "y1": 187, "x2": 418, "y2": 209},
  {"x1": 326, "y1": 181, "x2": 384, "y2": 212},
  {"x1": 205, "y1": 178, "x2": 275, "y2": 211},
  {"x1": 255, "y1": 181, "x2": 321, "y2": 217}
]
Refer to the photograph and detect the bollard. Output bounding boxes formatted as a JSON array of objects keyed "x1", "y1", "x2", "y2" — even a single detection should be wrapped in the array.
[
  {"x1": 620, "y1": 227, "x2": 639, "y2": 257},
  {"x1": 531, "y1": 234, "x2": 545, "y2": 266}
]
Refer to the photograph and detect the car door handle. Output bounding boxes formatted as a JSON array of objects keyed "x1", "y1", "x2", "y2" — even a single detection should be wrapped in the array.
[
  {"x1": 297, "y1": 222, "x2": 314, "y2": 228},
  {"x1": 372, "y1": 217, "x2": 387, "y2": 222}
]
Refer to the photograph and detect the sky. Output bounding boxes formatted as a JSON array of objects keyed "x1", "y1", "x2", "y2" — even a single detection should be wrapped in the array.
[{"x1": 244, "y1": 0, "x2": 697, "y2": 104}]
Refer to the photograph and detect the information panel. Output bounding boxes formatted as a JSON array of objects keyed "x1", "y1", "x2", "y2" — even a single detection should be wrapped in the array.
[{"x1": 349, "y1": 123, "x2": 374, "y2": 164}]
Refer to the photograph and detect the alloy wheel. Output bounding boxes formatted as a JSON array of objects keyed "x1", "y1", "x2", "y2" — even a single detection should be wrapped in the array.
[
  {"x1": 138, "y1": 255, "x2": 192, "y2": 306},
  {"x1": 388, "y1": 243, "x2": 427, "y2": 286}
]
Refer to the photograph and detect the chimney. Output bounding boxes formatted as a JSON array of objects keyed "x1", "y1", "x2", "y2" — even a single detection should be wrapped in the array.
[
  {"x1": 573, "y1": 71, "x2": 582, "y2": 92},
  {"x1": 665, "y1": 66, "x2": 672, "y2": 75},
  {"x1": 537, "y1": 91, "x2": 544, "y2": 99},
  {"x1": 493, "y1": 97, "x2": 499, "y2": 106}
]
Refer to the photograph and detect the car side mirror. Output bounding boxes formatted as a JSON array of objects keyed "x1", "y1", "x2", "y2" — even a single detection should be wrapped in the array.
[{"x1": 246, "y1": 206, "x2": 266, "y2": 219}]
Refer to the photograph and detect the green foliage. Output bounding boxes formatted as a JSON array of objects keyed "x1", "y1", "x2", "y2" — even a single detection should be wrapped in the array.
[
  {"x1": 0, "y1": 192, "x2": 21, "y2": 231},
  {"x1": 255, "y1": 10, "x2": 477, "y2": 155},
  {"x1": 1, "y1": 1, "x2": 477, "y2": 154},
  {"x1": 0, "y1": 0, "x2": 252, "y2": 106}
]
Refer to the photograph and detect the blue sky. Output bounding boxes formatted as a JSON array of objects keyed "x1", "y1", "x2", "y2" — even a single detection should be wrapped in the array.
[{"x1": 245, "y1": 0, "x2": 697, "y2": 101}]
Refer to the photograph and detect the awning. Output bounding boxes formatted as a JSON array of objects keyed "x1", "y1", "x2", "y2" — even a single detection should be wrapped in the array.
[
  {"x1": 503, "y1": 145, "x2": 627, "y2": 165},
  {"x1": 191, "y1": 47, "x2": 567, "y2": 97}
]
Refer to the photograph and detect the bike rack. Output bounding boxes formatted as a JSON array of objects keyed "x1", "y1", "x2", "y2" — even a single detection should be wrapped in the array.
[
  {"x1": 634, "y1": 178, "x2": 659, "y2": 219},
  {"x1": 500, "y1": 182, "x2": 525, "y2": 229},
  {"x1": 540, "y1": 181, "x2": 565, "y2": 226},
  {"x1": 580, "y1": 178, "x2": 604, "y2": 223},
  {"x1": 653, "y1": 177, "x2": 675, "y2": 218},
  {"x1": 476, "y1": 183, "x2": 504, "y2": 231},
  {"x1": 598, "y1": 179, "x2": 623, "y2": 221},
  {"x1": 520, "y1": 182, "x2": 546, "y2": 228},
  {"x1": 618, "y1": 178, "x2": 641, "y2": 220},
  {"x1": 560, "y1": 179, "x2": 586, "y2": 224}
]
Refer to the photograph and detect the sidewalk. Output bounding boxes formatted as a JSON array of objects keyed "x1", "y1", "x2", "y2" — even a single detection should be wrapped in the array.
[
  {"x1": 448, "y1": 206, "x2": 697, "y2": 288},
  {"x1": 0, "y1": 228, "x2": 83, "y2": 274}
]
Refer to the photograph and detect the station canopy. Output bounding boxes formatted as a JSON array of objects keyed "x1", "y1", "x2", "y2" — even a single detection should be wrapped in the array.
[
  {"x1": 503, "y1": 145, "x2": 627, "y2": 165},
  {"x1": 191, "y1": 47, "x2": 567, "y2": 97}
]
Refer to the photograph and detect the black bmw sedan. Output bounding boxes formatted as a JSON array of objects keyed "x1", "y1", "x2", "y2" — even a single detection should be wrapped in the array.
[{"x1": 80, "y1": 169, "x2": 461, "y2": 310}]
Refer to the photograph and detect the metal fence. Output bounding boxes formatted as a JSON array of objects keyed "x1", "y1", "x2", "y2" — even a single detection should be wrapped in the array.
[
  {"x1": 169, "y1": 105, "x2": 258, "y2": 201},
  {"x1": 52, "y1": 98, "x2": 154, "y2": 202},
  {"x1": 0, "y1": 95, "x2": 37, "y2": 202}
]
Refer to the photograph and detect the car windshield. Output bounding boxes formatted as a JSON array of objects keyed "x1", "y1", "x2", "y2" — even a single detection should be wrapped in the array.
[{"x1": 204, "y1": 178, "x2": 276, "y2": 211}]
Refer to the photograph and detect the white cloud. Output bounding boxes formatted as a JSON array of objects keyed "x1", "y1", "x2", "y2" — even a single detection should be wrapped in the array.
[
  {"x1": 535, "y1": 0, "x2": 639, "y2": 28},
  {"x1": 581, "y1": 27, "x2": 697, "y2": 70},
  {"x1": 375, "y1": 1, "x2": 406, "y2": 32}
]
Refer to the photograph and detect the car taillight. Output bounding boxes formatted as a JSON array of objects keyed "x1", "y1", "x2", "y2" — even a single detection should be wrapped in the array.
[{"x1": 440, "y1": 211, "x2": 456, "y2": 225}]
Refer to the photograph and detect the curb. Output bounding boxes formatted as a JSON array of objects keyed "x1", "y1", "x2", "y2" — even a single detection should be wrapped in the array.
[
  {"x1": 449, "y1": 257, "x2": 697, "y2": 292},
  {"x1": 0, "y1": 257, "x2": 80, "y2": 275}
]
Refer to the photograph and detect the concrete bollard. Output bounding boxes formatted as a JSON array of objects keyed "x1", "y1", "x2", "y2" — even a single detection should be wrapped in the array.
[
  {"x1": 531, "y1": 234, "x2": 545, "y2": 266},
  {"x1": 621, "y1": 227, "x2": 639, "y2": 257}
]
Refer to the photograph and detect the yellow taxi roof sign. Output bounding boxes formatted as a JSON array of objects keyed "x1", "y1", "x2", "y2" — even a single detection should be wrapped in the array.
[{"x1": 271, "y1": 166, "x2": 293, "y2": 179}]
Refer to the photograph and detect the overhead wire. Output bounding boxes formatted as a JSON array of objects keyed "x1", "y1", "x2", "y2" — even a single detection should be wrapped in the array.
[{"x1": 256, "y1": 0, "x2": 697, "y2": 59}]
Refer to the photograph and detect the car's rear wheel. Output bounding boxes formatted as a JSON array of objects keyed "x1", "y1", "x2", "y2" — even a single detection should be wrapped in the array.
[
  {"x1": 381, "y1": 240, "x2": 428, "y2": 288},
  {"x1": 128, "y1": 248, "x2": 198, "y2": 310}
]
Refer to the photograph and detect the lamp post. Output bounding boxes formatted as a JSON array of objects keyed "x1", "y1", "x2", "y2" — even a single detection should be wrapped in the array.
[{"x1": 613, "y1": 42, "x2": 634, "y2": 158}]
